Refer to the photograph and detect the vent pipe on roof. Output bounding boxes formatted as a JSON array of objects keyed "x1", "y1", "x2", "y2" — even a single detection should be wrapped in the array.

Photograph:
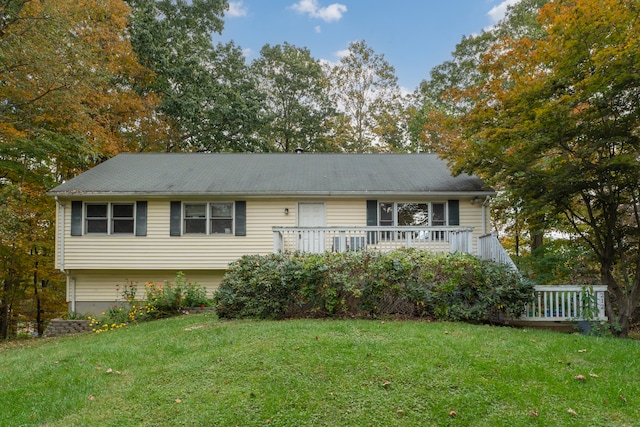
[{"x1": 294, "y1": 147, "x2": 303, "y2": 154}]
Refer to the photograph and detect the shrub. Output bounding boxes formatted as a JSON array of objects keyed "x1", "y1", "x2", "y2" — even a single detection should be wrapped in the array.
[
  {"x1": 214, "y1": 253, "x2": 303, "y2": 319},
  {"x1": 143, "y1": 272, "x2": 211, "y2": 318},
  {"x1": 214, "y1": 249, "x2": 534, "y2": 323}
]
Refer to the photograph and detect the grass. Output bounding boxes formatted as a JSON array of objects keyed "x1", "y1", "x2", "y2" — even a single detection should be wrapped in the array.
[{"x1": 1, "y1": 315, "x2": 639, "y2": 426}]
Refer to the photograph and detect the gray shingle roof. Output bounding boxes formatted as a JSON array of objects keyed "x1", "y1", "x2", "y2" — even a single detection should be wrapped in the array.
[{"x1": 48, "y1": 153, "x2": 494, "y2": 197}]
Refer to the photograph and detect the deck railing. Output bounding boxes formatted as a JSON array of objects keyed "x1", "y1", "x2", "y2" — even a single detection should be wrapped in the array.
[
  {"x1": 273, "y1": 226, "x2": 475, "y2": 255},
  {"x1": 477, "y1": 232, "x2": 518, "y2": 271},
  {"x1": 520, "y1": 285, "x2": 608, "y2": 322}
]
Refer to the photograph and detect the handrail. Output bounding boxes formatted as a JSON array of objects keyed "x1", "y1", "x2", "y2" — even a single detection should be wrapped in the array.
[
  {"x1": 477, "y1": 232, "x2": 517, "y2": 271},
  {"x1": 273, "y1": 226, "x2": 474, "y2": 255}
]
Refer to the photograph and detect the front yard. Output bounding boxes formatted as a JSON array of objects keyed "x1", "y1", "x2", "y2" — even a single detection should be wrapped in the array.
[{"x1": 1, "y1": 315, "x2": 638, "y2": 426}]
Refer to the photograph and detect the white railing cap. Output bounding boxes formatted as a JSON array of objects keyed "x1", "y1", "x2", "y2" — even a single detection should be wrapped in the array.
[{"x1": 533, "y1": 285, "x2": 608, "y2": 292}]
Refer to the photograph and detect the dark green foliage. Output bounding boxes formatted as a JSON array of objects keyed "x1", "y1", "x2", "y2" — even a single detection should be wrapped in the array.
[
  {"x1": 214, "y1": 250, "x2": 533, "y2": 323},
  {"x1": 213, "y1": 254, "x2": 303, "y2": 319}
]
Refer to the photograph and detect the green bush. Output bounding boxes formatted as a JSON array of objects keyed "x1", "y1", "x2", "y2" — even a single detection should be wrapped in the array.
[
  {"x1": 213, "y1": 253, "x2": 302, "y2": 319},
  {"x1": 214, "y1": 249, "x2": 534, "y2": 323}
]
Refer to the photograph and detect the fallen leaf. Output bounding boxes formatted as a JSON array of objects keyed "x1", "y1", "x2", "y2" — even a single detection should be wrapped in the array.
[
  {"x1": 396, "y1": 409, "x2": 404, "y2": 414},
  {"x1": 115, "y1": 370, "x2": 122, "y2": 375},
  {"x1": 578, "y1": 349, "x2": 587, "y2": 353},
  {"x1": 382, "y1": 380, "x2": 391, "y2": 388},
  {"x1": 589, "y1": 373, "x2": 599, "y2": 378},
  {"x1": 620, "y1": 395, "x2": 627, "y2": 403},
  {"x1": 528, "y1": 410, "x2": 539, "y2": 417},
  {"x1": 449, "y1": 410, "x2": 457, "y2": 417},
  {"x1": 567, "y1": 408, "x2": 579, "y2": 417},
  {"x1": 106, "y1": 368, "x2": 113, "y2": 374},
  {"x1": 574, "y1": 374, "x2": 586, "y2": 381},
  {"x1": 175, "y1": 398, "x2": 182, "y2": 403},
  {"x1": 88, "y1": 395, "x2": 95, "y2": 401},
  {"x1": 96, "y1": 366, "x2": 102, "y2": 370}
]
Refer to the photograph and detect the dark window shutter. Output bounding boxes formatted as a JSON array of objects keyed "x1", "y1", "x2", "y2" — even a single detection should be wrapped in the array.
[
  {"x1": 170, "y1": 201, "x2": 181, "y2": 236},
  {"x1": 71, "y1": 201, "x2": 82, "y2": 236},
  {"x1": 448, "y1": 200, "x2": 460, "y2": 226},
  {"x1": 366, "y1": 200, "x2": 378, "y2": 226},
  {"x1": 366, "y1": 200, "x2": 378, "y2": 244},
  {"x1": 135, "y1": 201, "x2": 147, "y2": 236},
  {"x1": 235, "y1": 201, "x2": 246, "y2": 236}
]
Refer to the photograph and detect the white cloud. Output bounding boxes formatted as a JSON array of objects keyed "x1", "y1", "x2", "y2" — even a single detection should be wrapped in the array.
[
  {"x1": 291, "y1": 0, "x2": 347, "y2": 23},
  {"x1": 314, "y1": 25, "x2": 322, "y2": 33},
  {"x1": 334, "y1": 48, "x2": 350, "y2": 59},
  {"x1": 487, "y1": 0, "x2": 520, "y2": 24},
  {"x1": 227, "y1": 1, "x2": 248, "y2": 18}
]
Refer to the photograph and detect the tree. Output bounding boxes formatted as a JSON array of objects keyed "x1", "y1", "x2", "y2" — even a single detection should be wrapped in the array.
[
  {"x1": 252, "y1": 43, "x2": 336, "y2": 152},
  {"x1": 0, "y1": 0, "x2": 159, "y2": 173},
  {"x1": 442, "y1": 0, "x2": 640, "y2": 335},
  {"x1": 326, "y1": 40, "x2": 406, "y2": 152},
  {"x1": 126, "y1": 0, "x2": 267, "y2": 152},
  {"x1": 412, "y1": 0, "x2": 550, "y2": 251},
  {"x1": 0, "y1": 0, "x2": 156, "y2": 338}
]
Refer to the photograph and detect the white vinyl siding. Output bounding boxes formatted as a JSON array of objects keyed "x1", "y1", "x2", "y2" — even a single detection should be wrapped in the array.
[
  {"x1": 59, "y1": 197, "x2": 488, "y2": 272},
  {"x1": 325, "y1": 199, "x2": 366, "y2": 226},
  {"x1": 68, "y1": 270, "x2": 226, "y2": 302},
  {"x1": 62, "y1": 199, "x2": 297, "y2": 270}
]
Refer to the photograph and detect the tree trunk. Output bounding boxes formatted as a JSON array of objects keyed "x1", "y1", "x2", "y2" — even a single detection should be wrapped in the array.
[
  {"x1": 600, "y1": 260, "x2": 640, "y2": 337},
  {"x1": 0, "y1": 280, "x2": 10, "y2": 340},
  {"x1": 530, "y1": 228, "x2": 543, "y2": 254}
]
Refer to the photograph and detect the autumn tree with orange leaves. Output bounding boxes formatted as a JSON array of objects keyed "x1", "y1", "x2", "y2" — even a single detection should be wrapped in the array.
[
  {"x1": 0, "y1": 0, "x2": 159, "y2": 338},
  {"x1": 438, "y1": 0, "x2": 640, "y2": 335}
]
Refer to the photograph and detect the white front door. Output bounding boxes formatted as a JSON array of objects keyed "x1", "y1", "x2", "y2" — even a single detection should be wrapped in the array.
[{"x1": 298, "y1": 202, "x2": 326, "y2": 253}]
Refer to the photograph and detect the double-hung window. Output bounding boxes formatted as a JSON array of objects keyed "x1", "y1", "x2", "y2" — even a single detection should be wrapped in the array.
[
  {"x1": 85, "y1": 202, "x2": 135, "y2": 234},
  {"x1": 183, "y1": 202, "x2": 234, "y2": 235}
]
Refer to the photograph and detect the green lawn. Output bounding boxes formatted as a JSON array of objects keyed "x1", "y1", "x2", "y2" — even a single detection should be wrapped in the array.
[{"x1": 1, "y1": 315, "x2": 638, "y2": 426}]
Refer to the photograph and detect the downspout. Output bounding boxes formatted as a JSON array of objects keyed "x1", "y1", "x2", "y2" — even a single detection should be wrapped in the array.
[{"x1": 56, "y1": 197, "x2": 75, "y2": 314}]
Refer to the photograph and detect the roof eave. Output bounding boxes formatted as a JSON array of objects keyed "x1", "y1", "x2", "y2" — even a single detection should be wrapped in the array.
[{"x1": 48, "y1": 190, "x2": 497, "y2": 199}]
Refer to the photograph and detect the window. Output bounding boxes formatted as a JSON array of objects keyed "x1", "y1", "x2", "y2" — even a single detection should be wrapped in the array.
[
  {"x1": 397, "y1": 203, "x2": 430, "y2": 226},
  {"x1": 379, "y1": 202, "x2": 447, "y2": 227},
  {"x1": 112, "y1": 203, "x2": 134, "y2": 233},
  {"x1": 85, "y1": 202, "x2": 135, "y2": 234},
  {"x1": 431, "y1": 203, "x2": 446, "y2": 226},
  {"x1": 211, "y1": 203, "x2": 233, "y2": 234},
  {"x1": 184, "y1": 203, "x2": 207, "y2": 234},
  {"x1": 183, "y1": 202, "x2": 233, "y2": 235},
  {"x1": 86, "y1": 204, "x2": 108, "y2": 233}
]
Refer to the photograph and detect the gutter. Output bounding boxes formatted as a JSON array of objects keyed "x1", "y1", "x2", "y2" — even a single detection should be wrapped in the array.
[
  {"x1": 56, "y1": 197, "x2": 75, "y2": 314},
  {"x1": 48, "y1": 190, "x2": 498, "y2": 200}
]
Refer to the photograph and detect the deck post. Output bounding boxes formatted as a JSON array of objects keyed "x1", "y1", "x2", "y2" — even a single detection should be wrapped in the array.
[{"x1": 273, "y1": 230, "x2": 283, "y2": 253}]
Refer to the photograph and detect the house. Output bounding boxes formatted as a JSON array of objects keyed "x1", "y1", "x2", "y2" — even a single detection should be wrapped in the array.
[{"x1": 48, "y1": 152, "x2": 507, "y2": 315}]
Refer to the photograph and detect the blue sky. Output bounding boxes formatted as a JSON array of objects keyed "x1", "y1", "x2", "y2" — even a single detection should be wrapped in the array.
[{"x1": 216, "y1": 0, "x2": 519, "y2": 92}]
